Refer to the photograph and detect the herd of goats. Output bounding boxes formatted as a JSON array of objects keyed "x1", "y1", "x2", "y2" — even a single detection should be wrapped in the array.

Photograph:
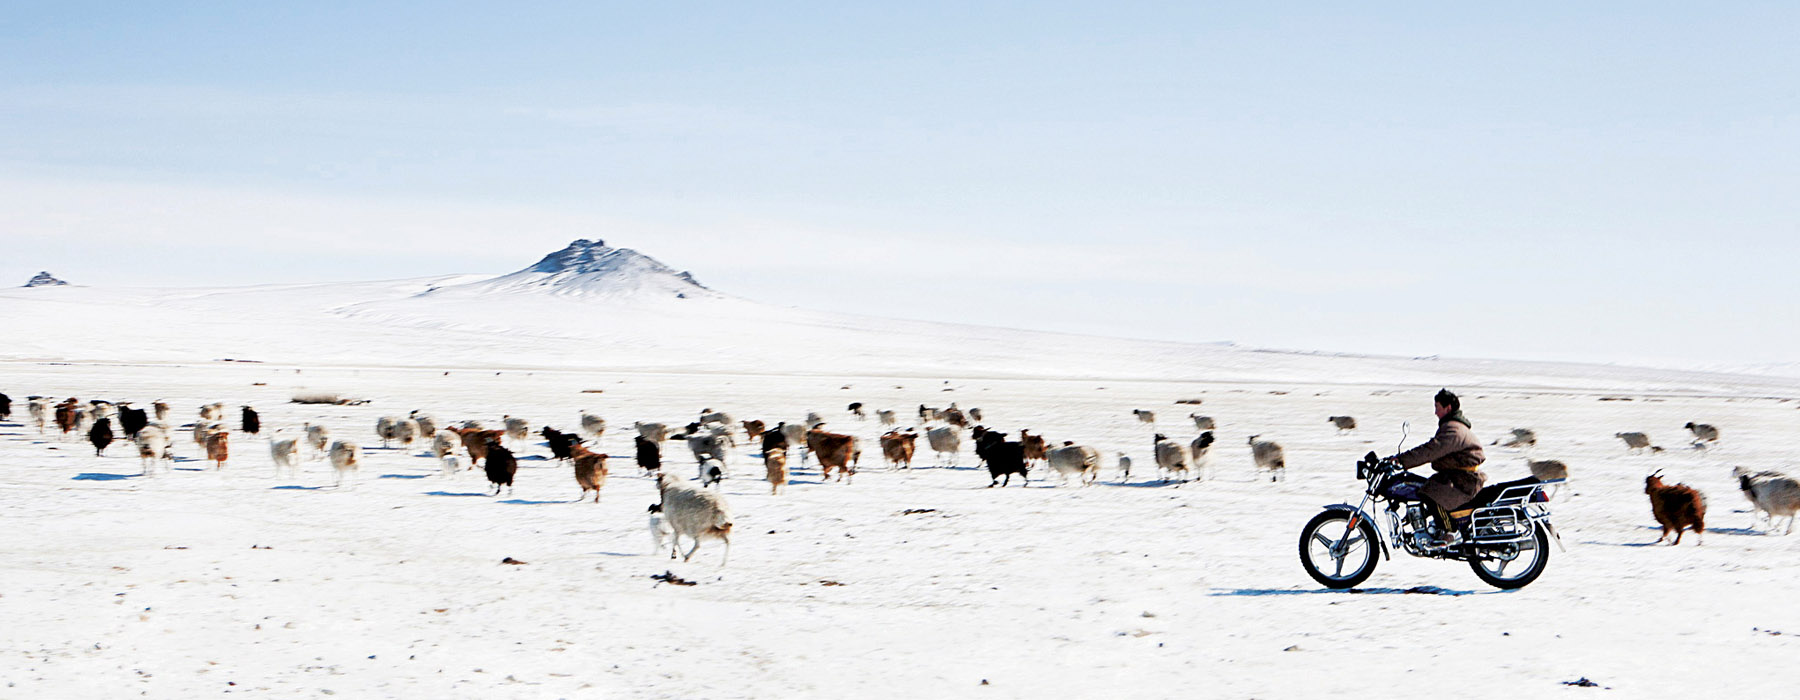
[{"x1": 2, "y1": 391, "x2": 1796, "y2": 563}]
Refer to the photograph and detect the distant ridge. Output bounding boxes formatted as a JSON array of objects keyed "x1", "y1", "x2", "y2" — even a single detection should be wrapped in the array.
[{"x1": 420, "y1": 239, "x2": 716, "y2": 300}]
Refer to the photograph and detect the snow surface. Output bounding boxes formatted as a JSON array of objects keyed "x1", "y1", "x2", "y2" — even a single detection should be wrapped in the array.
[{"x1": 2, "y1": 246, "x2": 1798, "y2": 697}]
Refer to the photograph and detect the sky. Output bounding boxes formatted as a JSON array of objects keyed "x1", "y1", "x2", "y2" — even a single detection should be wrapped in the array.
[{"x1": 1, "y1": 2, "x2": 1795, "y2": 369}]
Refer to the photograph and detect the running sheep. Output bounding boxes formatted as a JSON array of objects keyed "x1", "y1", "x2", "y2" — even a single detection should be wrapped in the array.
[{"x1": 656, "y1": 472, "x2": 734, "y2": 565}]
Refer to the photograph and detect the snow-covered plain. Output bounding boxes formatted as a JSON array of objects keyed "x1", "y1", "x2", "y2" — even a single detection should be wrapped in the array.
[{"x1": 2, "y1": 243, "x2": 1798, "y2": 698}]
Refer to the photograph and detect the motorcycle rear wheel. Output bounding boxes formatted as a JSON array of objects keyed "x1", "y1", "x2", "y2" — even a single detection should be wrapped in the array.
[
  {"x1": 1468, "y1": 523, "x2": 1551, "y2": 589},
  {"x1": 1300, "y1": 510, "x2": 1380, "y2": 589}
]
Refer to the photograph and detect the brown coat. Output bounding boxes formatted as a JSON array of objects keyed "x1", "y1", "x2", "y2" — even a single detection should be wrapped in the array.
[{"x1": 1397, "y1": 418, "x2": 1486, "y2": 509}]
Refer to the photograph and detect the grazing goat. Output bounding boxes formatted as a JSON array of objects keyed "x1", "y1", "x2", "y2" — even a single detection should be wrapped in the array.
[
  {"x1": 741, "y1": 419, "x2": 766, "y2": 445},
  {"x1": 304, "y1": 423, "x2": 331, "y2": 460},
  {"x1": 205, "y1": 430, "x2": 230, "y2": 470},
  {"x1": 541, "y1": 426, "x2": 583, "y2": 461},
  {"x1": 656, "y1": 472, "x2": 733, "y2": 565},
  {"x1": 1499, "y1": 428, "x2": 1538, "y2": 448},
  {"x1": 764, "y1": 447, "x2": 789, "y2": 495},
  {"x1": 880, "y1": 429, "x2": 917, "y2": 469},
  {"x1": 502, "y1": 416, "x2": 531, "y2": 447},
  {"x1": 635, "y1": 421, "x2": 669, "y2": 443},
  {"x1": 270, "y1": 435, "x2": 302, "y2": 478},
  {"x1": 88, "y1": 417, "x2": 114, "y2": 456},
  {"x1": 1153, "y1": 434, "x2": 1190, "y2": 483},
  {"x1": 975, "y1": 430, "x2": 1028, "y2": 487},
  {"x1": 1685, "y1": 422, "x2": 1720, "y2": 443},
  {"x1": 636, "y1": 434, "x2": 662, "y2": 473},
  {"x1": 926, "y1": 426, "x2": 961, "y2": 466},
  {"x1": 136, "y1": 424, "x2": 172, "y2": 475},
  {"x1": 1019, "y1": 430, "x2": 1049, "y2": 466},
  {"x1": 877, "y1": 410, "x2": 897, "y2": 426},
  {"x1": 328, "y1": 440, "x2": 361, "y2": 488},
  {"x1": 847, "y1": 402, "x2": 865, "y2": 420},
  {"x1": 569, "y1": 444, "x2": 608, "y2": 503},
  {"x1": 1616, "y1": 432, "x2": 1652, "y2": 452},
  {"x1": 1328, "y1": 416, "x2": 1357, "y2": 432},
  {"x1": 1733, "y1": 467, "x2": 1799, "y2": 535},
  {"x1": 1248, "y1": 435, "x2": 1286, "y2": 482},
  {"x1": 809, "y1": 427, "x2": 860, "y2": 483},
  {"x1": 1046, "y1": 442, "x2": 1101, "y2": 486},
  {"x1": 579, "y1": 411, "x2": 606, "y2": 441},
  {"x1": 241, "y1": 406, "x2": 260, "y2": 435},
  {"x1": 1190, "y1": 414, "x2": 1215, "y2": 431},
  {"x1": 1645, "y1": 471, "x2": 1705, "y2": 545},
  {"x1": 1133, "y1": 409, "x2": 1156, "y2": 424},
  {"x1": 483, "y1": 440, "x2": 517, "y2": 496},
  {"x1": 1189, "y1": 431, "x2": 1216, "y2": 482}
]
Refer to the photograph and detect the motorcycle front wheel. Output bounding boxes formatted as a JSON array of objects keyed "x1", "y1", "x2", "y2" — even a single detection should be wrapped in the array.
[
  {"x1": 1468, "y1": 523, "x2": 1551, "y2": 590},
  {"x1": 1299, "y1": 510, "x2": 1380, "y2": 589}
]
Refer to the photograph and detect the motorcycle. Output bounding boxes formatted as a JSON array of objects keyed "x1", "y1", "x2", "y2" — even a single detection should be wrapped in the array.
[{"x1": 1299, "y1": 449, "x2": 1565, "y2": 590}]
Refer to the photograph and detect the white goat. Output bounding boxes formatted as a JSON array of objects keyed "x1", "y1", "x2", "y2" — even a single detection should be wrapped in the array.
[
  {"x1": 409, "y1": 412, "x2": 437, "y2": 439},
  {"x1": 580, "y1": 412, "x2": 607, "y2": 440},
  {"x1": 269, "y1": 435, "x2": 302, "y2": 478},
  {"x1": 926, "y1": 426, "x2": 961, "y2": 466},
  {"x1": 136, "y1": 424, "x2": 173, "y2": 476},
  {"x1": 503, "y1": 415, "x2": 531, "y2": 446},
  {"x1": 657, "y1": 472, "x2": 734, "y2": 565},
  {"x1": 1734, "y1": 467, "x2": 1799, "y2": 534},
  {"x1": 28, "y1": 397, "x2": 51, "y2": 433},
  {"x1": 1248, "y1": 435, "x2": 1286, "y2": 482},
  {"x1": 304, "y1": 423, "x2": 331, "y2": 460},
  {"x1": 635, "y1": 421, "x2": 669, "y2": 443},
  {"x1": 876, "y1": 410, "x2": 897, "y2": 426},
  {"x1": 1153, "y1": 435, "x2": 1190, "y2": 482},
  {"x1": 329, "y1": 440, "x2": 361, "y2": 489},
  {"x1": 199, "y1": 402, "x2": 225, "y2": 422}
]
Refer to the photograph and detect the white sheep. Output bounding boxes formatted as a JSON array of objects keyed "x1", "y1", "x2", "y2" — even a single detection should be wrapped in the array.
[
  {"x1": 1734, "y1": 467, "x2": 1799, "y2": 534},
  {"x1": 409, "y1": 412, "x2": 438, "y2": 439},
  {"x1": 1153, "y1": 434, "x2": 1190, "y2": 482},
  {"x1": 648, "y1": 503, "x2": 676, "y2": 558},
  {"x1": 1616, "y1": 432, "x2": 1652, "y2": 452},
  {"x1": 876, "y1": 410, "x2": 897, "y2": 426},
  {"x1": 635, "y1": 421, "x2": 670, "y2": 443},
  {"x1": 1133, "y1": 409, "x2": 1156, "y2": 424},
  {"x1": 926, "y1": 426, "x2": 961, "y2": 466},
  {"x1": 304, "y1": 423, "x2": 331, "y2": 460},
  {"x1": 780, "y1": 422, "x2": 808, "y2": 463},
  {"x1": 199, "y1": 402, "x2": 225, "y2": 422},
  {"x1": 1328, "y1": 416, "x2": 1357, "y2": 432},
  {"x1": 657, "y1": 472, "x2": 734, "y2": 565},
  {"x1": 503, "y1": 415, "x2": 531, "y2": 446},
  {"x1": 580, "y1": 412, "x2": 607, "y2": 440},
  {"x1": 27, "y1": 397, "x2": 51, "y2": 433},
  {"x1": 269, "y1": 434, "x2": 302, "y2": 478},
  {"x1": 1248, "y1": 435, "x2": 1286, "y2": 482},
  {"x1": 329, "y1": 440, "x2": 361, "y2": 489},
  {"x1": 395, "y1": 417, "x2": 423, "y2": 448},
  {"x1": 1190, "y1": 414, "x2": 1215, "y2": 431},
  {"x1": 441, "y1": 455, "x2": 462, "y2": 478},
  {"x1": 431, "y1": 429, "x2": 461, "y2": 464},
  {"x1": 1685, "y1": 422, "x2": 1720, "y2": 443},
  {"x1": 375, "y1": 415, "x2": 403, "y2": 448},
  {"x1": 1046, "y1": 443, "x2": 1101, "y2": 486},
  {"x1": 1117, "y1": 453, "x2": 1132, "y2": 480},
  {"x1": 136, "y1": 424, "x2": 172, "y2": 476}
]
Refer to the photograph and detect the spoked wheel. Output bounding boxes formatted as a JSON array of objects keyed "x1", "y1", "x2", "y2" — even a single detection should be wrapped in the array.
[
  {"x1": 1468, "y1": 523, "x2": 1551, "y2": 590},
  {"x1": 1300, "y1": 510, "x2": 1381, "y2": 589}
]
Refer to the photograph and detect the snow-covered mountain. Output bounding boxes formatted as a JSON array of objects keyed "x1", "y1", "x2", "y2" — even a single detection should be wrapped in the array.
[
  {"x1": 0, "y1": 240, "x2": 1795, "y2": 393},
  {"x1": 22, "y1": 271, "x2": 68, "y2": 287}
]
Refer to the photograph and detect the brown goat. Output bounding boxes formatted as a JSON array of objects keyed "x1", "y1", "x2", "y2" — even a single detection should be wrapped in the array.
[
  {"x1": 808, "y1": 427, "x2": 860, "y2": 483},
  {"x1": 569, "y1": 444, "x2": 608, "y2": 503},
  {"x1": 879, "y1": 430, "x2": 917, "y2": 469},
  {"x1": 1019, "y1": 430, "x2": 1049, "y2": 465},
  {"x1": 451, "y1": 427, "x2": 507, "y2": 466},
  {"x1": 205, "y1": 431, "x2": 230, "y2": 470},
  {"x1": 1645, "y1": 472, "x2": 1705, "y2": 545},
  {"x1": 764, "y1": 447, "x2": 788, "y2": 495},
  {"x1": 741, "y1": 419, "x2": 766, "y2": 445}
]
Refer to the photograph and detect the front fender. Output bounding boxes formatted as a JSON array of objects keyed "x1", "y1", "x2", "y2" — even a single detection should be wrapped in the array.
[{"x1": 1320, "y1": 503, "x2": 1390, "y2": 561}]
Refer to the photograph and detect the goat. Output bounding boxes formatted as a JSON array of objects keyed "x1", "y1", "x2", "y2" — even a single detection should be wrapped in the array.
[
  {"x1": 136, "y1": 424, "x2": 172, "y2": 476},
  {"x1": 579, "y1": 411, "x2": 606, "y2": 441},
  {"x1": 1190, "y1": 414, "x2": 1215, "y2": 431},
  {"x1": 376, "y1": 416, "x2": 403, "y2": 448},
  {"x1": 1498, "y1": 428, "x2": 1538, "y2": 448},
  {"x1": 636, "y1": 434, "x2": 662, "y2": 473},
  {"x1": 483, "y1": 439, "x2": 517, "y2": 496},
  {"x1": 205, "y1": 430, "x2": 230, "y2": 470},
  {"x1": 926, "y1": 426, "x2": 961, "y2": 466},
  {"x1": 699, "y1": 409, "x2": 733, "y2": 429},
  {"x1": 1734, "y1": 467, "x2": 1799, "y2": 535},
  {"x1": 648, "y1": 503, "x2": 676, "y2": 558},
  {"x1": 918, "y1": 404, "x2": 942, "y2": 423},
  {"x1": 699, "y1": 458, "x2": 725, "y2": 488},
  {"x1": 656, "y1": 472, "x2": 733, "y2": 565},
  {"x1": 0, "y1": 391, "x2": 11, "y2": 421},
  {"x1": 1118, "y1": 453, "x2": 1132, "y2": 480},
  {"x1": 117, "y1": 403, "x2": 148, "y2": 440},
  {"x1": 1019, "y1": 430, "x2": 1049, "y2": 466},
  {"x1": 1248, "y1": 435, "x2": 1286, "y2": 482},
  {"x1": 569, "y1": 444, "x2": 608, "y2": 503},
  {"x1": 88, "y1": 417, "x2": 114, "y2": 456},
  {"x1": 635, "y1": 421, "x2": 669, "y2": 443},
  {"x1": 687, "y1": 425, "x2": 734, "y2": 470},
  {"x1": 1189, "y1": 431, "x2": 1216, "y2": 482},
  {"x1": 304, "y1": 423, "x2": 331, "y2": 460},
  {"x1": 809, "y1": 427, "x2": 860, "y2": 483},
  {"x1": 502, "y1": 415, "x2": 531, "y2": 447},
  {"x1": 1153, "y1": 434, "x2": 1190, "y2": 483},
  {"x1": 1527, "y1": 459, "x2": 1570, "y2": 500},
  {"x1": 452, "y1": 427, "x2": 507, "y2": 466},
  {"x1": 28, "y1": 397, "x2": 51, "y2": 433},
  {"x1": 764, "y1": 447, "x2": 789, "y2": 495},
  {"x1": 151, "y1": 400, "x2": 170, "y2": 423},
  {"x1": 974, "y1": 429, "x2": 1028, "y2": 487},
  {"x1": 740, "y1": 419, "x2": 766, "y2": 445},
  {"x1": 969, "y1": 407, "x2": 984, "y2": 423},
  {"x1": 192, "y1": 421, "x2": 222, "y2": 450},
  {"x1": 1133, "y1": 409, "x2": 1156, "y2": 424},
  {"x1": 328, "y1": 440, "x2": 361, "y2": 488},
  {"x1": 1616, "y1": 432, "x2": 1652, "y2": 452},
  {"x1": 410, "y1": 412, "x2": 437, "y2": 439},
  {"x1": 269, "y1": 434, "x2": 302, "y2": 478},
  {"x1": 1328, "y1": 415, "x2": 1357, "y2": 432},
  {"x1": 847, "y1": 402, "x2": 865, "y2": 420},
  {"x1": 241, "y1": 406, "x2": 260, "y2": 436},
  {"x1": 877, "y1": 410, "x2": 897, "y2": 426},
  {"x1": 1685, "y1": 422, "x2": 1720, "y2": 443},
  {"x1": 199, "y1": 402, "x2": 225, "y2": 422},
  {"x1": 880, "y1": 429, "x2": 917, "y2": 469},
  {"x1": 780, "y1": 422, "x2": 808, "y2": 463},
  {"x1": 541, "y1": 426, "x2": 583, "y2": 461},
  {"x1": 1645, "y1": 471, "x2": 1705, "y2": 545},
  {"x1": 804, "y1": 411, "x2": 826, "y2": 429},
  {"x1": 1046, "y1": 442, "x2": 1101, "y2": 486},
  {"x1": 431, "y1": 430, "x2": 461, "y2": 468}
]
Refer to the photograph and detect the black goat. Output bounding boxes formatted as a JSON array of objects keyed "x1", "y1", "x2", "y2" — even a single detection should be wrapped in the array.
[
  {"x1": 540, "y1": 426, "x2": 583, "y2": 461},
  {"x1": 241, "y1": 406, "x2": 260, "y2": 435},
  {"x1": 975, "y1": 429, "x2": 1029, "y2": 487},
  {"x1": 484, "y1": 440, "x2": 518, "y2": 496},
  {"x1": 635, "y1": 434, "x2": 662, "y2": 473},
  {"x1": 88, "y1": 417, "x2": 114, "y2": 456}
]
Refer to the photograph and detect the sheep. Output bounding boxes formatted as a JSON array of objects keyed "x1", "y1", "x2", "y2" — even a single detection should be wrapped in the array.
[
  {"x1": 87, "y1": 417, "x2": 114, "y2": 456},
  {"x1": 1153, "y1": 434, "x2": 1190, "y2": 483},
  {"x1": 410, "y1": 412, "x2": 437, "y2": 439},
  {"x1": 809, "y1": 427, "x2": 860, "y2": 483},
  {"x1": 1248, "y1": 435, "x2": 1286, "y2": 482},
  {"x1": 269, "y1": 434, "x2": 302, "y2": 478},
  {"x1": 975, "y1": 430, "x2": 1028, "y2": 487},
  {"x1": 764, "y1": 447, "x2": 789, "y2": 495},
  {"x1": 656, "y1": 471, "x2": 734, "y2": 565},
  {"x1": 328, "y1": 440, "x2": 361, "y2": 488},
  {"x1": 240, "y1": 406, "x2": 261, "y2": 436},
  {"x1": 1019, "y1": 430, "x2": 1049, "y2": 466},
  {"x1": 304, "y1": 423, "x2": 331, "y2": 460},
  {"x1": 376, "y1": 416, "x2": 403, "y2": 447},
  {"x1": 847, "y1": 402, "x2": 865, "y2": 420},
  {"x1": 483, "y1": 439, "x2": 517, "y2": 496},
  {"x1": 699, "y1": 458, "x2": 725, "y2": 488},
  {"x1": 205, "y1": 430, "x2": 230, "y2": 470},
  {"x1": 699, "y1": 409, "x2": 733, "y2": 429},
  {"x1": 461, "y1": 420, "x2": 486, "y2": 431},
  {"x1": 1190, "y1": 414, "x2": 1215, "y2": 431},
  {"x1": 940, "y1": 406, "x2": 969, "y2": 428},
  {"x1": 1527, "y1": 459, "x2": 1570, "y2": 499},
  {"x1": 880, "y1": 429, "x2": 917, "y2": 469},
  {"x1": 192, "y1": 420, "x2": 222, "y2": 449},
  {"x1": 876, "y1": 409, "x2": 897, "y2": 426},
  {"x1": 636, "y1": 434, "x2": 662, "y2": 473},
  {"x1": 918, "y1": 404, "x2": 942, "y2": 423},
  {"x1": 969, "y1": 407, "x2": 984, "y2": 423},
  {"x1": 1117, "y1": 453, "x2": 1132, "y2": 480},
  {"x1": 28, "y1": 397, "x2": 51, "y2": 433},
  {"x1": 647, "y1": 503, "x2": 676, "y2": 557},
  {"x1": 579, "y1": 411, "x2": 606, "y2": 441},
  {"x1": 135, "y1": 424, "x2": 172, "y2": 476},
  {"x1": 503, "y1": 415, "x2": 531, "y2": 446},
  {"x1": 804, "y1": 411, "x2": 826, "y2": 429},
  {"x1": 199, "y1": 402, "x2": 225, "y2": 422},
  {"x1": 1189, "y1": 431, "x2": 1216, "y2": 482},
  {"x1": 926, "y1": 426, "x2": 961, "y2": 466},
  {"x1": 151, "y1": 400, "x2": 170, "y2": 423},
  {"x1": 431, "y1": 429, "x2": 461, "y2": 465},
  {"x1": 1499, "y1": 428, "x2": 1538, "y2": 448},
  {"x1": 395, "y1": 417, "x2": 423, "y2": 448},
  {"x1": 687, "y1": 425, "x2": 734, "y2": 469},
  {"x1": 441, "y1": 455, "x2": 461, "y2": 478},
  {"x1": 541, "y1": 426, "x2": 583, "y2": 461},
  {"x1": 1133, "y1": 409, "x2": 1156, "y2": 424},
  {"x1": 1328, "y1": 415, "x2": 1357, "y2": 432},
  {"x1": 635, "y1": 421, "x2": 669, "y2": 443},
  {"x1": 780, "y1": 422, "x2": 809, "y2": 462},
  {"x1": 1616, "y1": 432, "x2": 1652, "y2": 452},
  {"x1": 569, "y1": 443, "x2": 608, "y2": 503},
  {"x1": 1046, "y1": 442, "x2": 1101, "y2": 486},
  {"x1": 1734, "y1": 467, "x2": 1799, "y2": 535},
  {"x1": 1685, "y1": 422, "x2": 1720, "y2": 443},
  {"x1": 1645, "y1": 471, "x2": 1705, "y2": 545}
]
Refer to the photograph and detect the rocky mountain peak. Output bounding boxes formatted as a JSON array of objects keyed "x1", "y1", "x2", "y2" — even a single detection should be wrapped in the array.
[{"x1": 23, "y1": 271, "x2": 68, "y2": 288}]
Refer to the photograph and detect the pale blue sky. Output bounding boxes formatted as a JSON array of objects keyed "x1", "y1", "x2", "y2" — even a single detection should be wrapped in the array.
[{"x1": 2, "y1": 3, "x2": 1795, "y2": 368}]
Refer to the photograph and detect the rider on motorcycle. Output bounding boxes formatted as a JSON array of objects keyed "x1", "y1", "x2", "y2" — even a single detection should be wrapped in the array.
[{"x1": 1384, "y1": 389, "x2": 1487, "y2": 543}]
